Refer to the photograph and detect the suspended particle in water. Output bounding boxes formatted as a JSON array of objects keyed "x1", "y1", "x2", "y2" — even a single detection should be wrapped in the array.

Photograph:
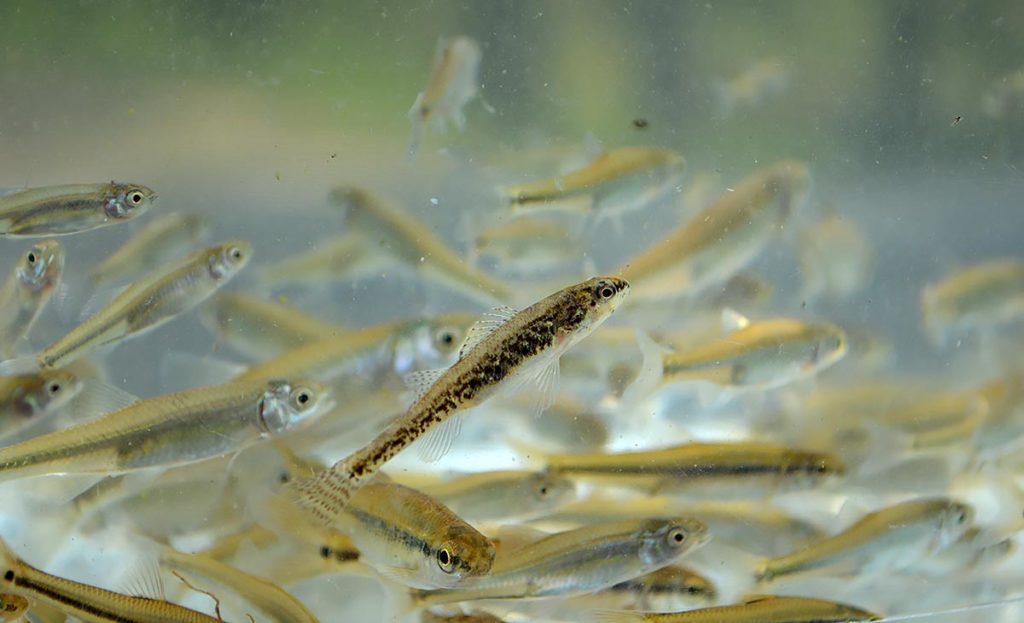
[{"x1": 633, "y1": 118, "x2": 649, "y2": 129}]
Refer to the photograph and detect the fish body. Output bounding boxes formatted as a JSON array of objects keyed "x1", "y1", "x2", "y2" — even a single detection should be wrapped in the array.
[
  {"x1": 505, "y1": 146, "x2": 686, "y2": 218},
  {"x1": 657, "y1": 319, "x2": 847, "y2": 390},
  {"x1": 715, "y1": 57, "x2": 790, "y2": 115},
  {"x1": 544, "y1": 442, "x2": 844, "y2": 497},
  {"x1": 799, "y1": 211, "x2": 873, "y2": 301},
  {"x1": 0, "y1": 182, "x2": 156, "y2": 237},
  {"x1": 338, "y1": 479, "x2": 496, "y2": 589},
  {"x1": 597, "y1": 594, "x2": 879, "y2": 623},
  {"x1": 90, "y1": 212, "x2": 209, "y2": 287},
  {"x1": 474, "y1": 216, "x2": 581, "y2": 274},
  {"x1": 5, "y1": 240, "x2": 250, "y2": 372},
  {"x1": 619, "y1": 161, "x2": 809, "y2": 301},
  {"x1": 581, "y1": 565, "x2": 716, "y2": 611},
  {"x1": 412, "y1": 470, "x2": 577, "y2": 522},
  {"x1": 292, "y1": 276, "x2": 628, "y2": 523},
  {"x1": 0, "y1": 240, "x2": 64, "y2": 356},
  {"x1": 159, "y1": 546, "x2": 320, "y2": 623},
  {"x1": 415, "y1": 517, "x2": 708, "y2": 607},
  {"x1": 201, "y1": 292, "x2": 348, "y2": 359},
  {"x1": 757, "y1": 498, "x2": 973, "y2": 582},
  {"x1": 0, "y1": 378, "x2": 332, "y2": 481},
  {"x1": 407, "y1": 35, "x2": 482, "y2": 157},
  {"x1": 330, "y1": 187, "x2": 512, "y2": 304},
  {"x1": 921, "y1": 259, "x2": 1024, "y2": 344},
  {"x1": 260, "y1": 234, "x2": 384, "y2": 287}
]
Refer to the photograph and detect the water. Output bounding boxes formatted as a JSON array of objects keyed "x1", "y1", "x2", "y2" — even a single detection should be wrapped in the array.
[{"x1": 1, "y1": 1, "x2": 1024, "y2": 621}]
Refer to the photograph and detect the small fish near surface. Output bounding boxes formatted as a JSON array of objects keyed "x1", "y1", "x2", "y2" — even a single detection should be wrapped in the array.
[
  {"x1": 408, "y1": 35, "x2": 483, "y2": 158},
  {"x1": 0, "y1": 239, "x2": 64, "y2": 357},
  {"x1": 0, "y1": 182, "x2": 156, "y2": 237}
]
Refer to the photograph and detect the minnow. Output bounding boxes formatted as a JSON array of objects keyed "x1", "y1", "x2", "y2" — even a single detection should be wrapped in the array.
[
  {"x1": 90, "y1": 212, "x2": 209, "y2": 287},
  {"x1": 407, "y1": 35, "x2": 482, "y2": 158},
  {"x1": 0, "y1": 239, "x2": 64, "y2": 356},
  {"x1": 0, "y1": 182, "x2": 156, "y2": 237},
  {"x1": 596, "y1": 594, "x2": 879, "y2": 623}
]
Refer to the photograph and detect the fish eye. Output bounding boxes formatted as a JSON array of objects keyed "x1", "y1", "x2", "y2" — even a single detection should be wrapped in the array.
[
  {"x1": 538, "y1": 485, "x2": 549, "y2": 496},
  {"x1": 48, "y1": 382, "x2": 61, "y2": 395},
  {"x1": 687, "y1": 585, "x2": 702, "y2": 594},
  {"x1": 666, "y1": 529, "x2": 686, "y2": 545},
  {"x1": 278, "y1": 471, "x2": 291, "y2": 484},
  {"x1": 25, "y1": 252, "x2": 36, "y2": 265},
  {"x1": 229, "y1": 247, "x2": 243, "y2": 260},
  {"x1": 596, "y1": 282, "x2": 616, "y2": 300},
  {"x1": 437, "y1": 330, "x2": 456, "y2": 346},
  {"x1": 437, "y1": 547, "x2": 456, "y2": 573},
  {"x1": 2, "y1": 570, "x2": 12, "y2": 582},
  {"x1": 319, "y1": 545, "x2": 331, "y2": 558},
  {"x1": 291, "y1": 387, "x2": 313, "y2": 407},
  {"x1": 128, "y1": 190, "x2": 145, "y2": 205}
]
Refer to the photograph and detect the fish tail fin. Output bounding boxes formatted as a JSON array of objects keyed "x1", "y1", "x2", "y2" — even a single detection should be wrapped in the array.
[
  {"x1": 406, "y1": 92, "x2": 426, "y2": 160},
  {"x1": 0, "y1": 354, "x2": 40, "y2": 376},
  {"x1": 286, "y1": 462, "x2": 357, "y2": 526},
  {"x1": 621, "y1": 329, "x2": 666, "y2": 405},
  {"x1": 592, "y1": 610, "x2": 645, "y2": 623}
]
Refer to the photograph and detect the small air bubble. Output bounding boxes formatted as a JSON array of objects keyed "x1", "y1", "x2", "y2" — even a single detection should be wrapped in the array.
[{"x1": 430, "y1": 197, "x2": 439, "y2": 205}]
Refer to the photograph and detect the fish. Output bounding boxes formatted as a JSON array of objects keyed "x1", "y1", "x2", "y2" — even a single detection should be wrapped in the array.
[
  {"x1": 0, "y1": 378, "x2": 333, "y2": 482},
  {"x1": 0, "y1": 535, "x2": 222, "y2": 622},
  {"x1": 200, "y1": 292, "x2": 349, "y2": 360},
  {"x1": 568, "y1": 565, "x2": 717, "y2": 612},
  {"x1": 411, "y1": 517, "x2": 707, "y2": 607},
  {"x1": 421, "y1": 611, "x2": 506, "y2": 623},
  {"x1": 234, "y1": 313, "x2": 474, "y2": 386},
  {"x1": 628, "y1": 318, "x2": 847, "y2": 402},
  {"x1": 517, "y1": 395, "x2": 610, "y2": 452},
  {"x1": 596, "y1": 594, "x2": 879, "y2": 623},
  {"x1": 90, "y1": 212, "x2": 210, "y2": 287},
  {"x1": 0, "y1": 239, "x2": 64, "y2": 356},
  {"x1": 291, "y1": 276, "x2": 629, "y2": 523},
  {"x1": 714, "y1": 57, "x2": 790, "y2": 115},
  {"x1": 618, "y1": 161, "x2": 809, "y2": 302},
  {"x1": 404, "y1": 469, "x2": 577, "y2": 522},
  {"x1": 0, "y1": 182, "x2": 156, "y2": 237},
  {"x1": 907, "y1": 526, "x2": 1016, "y2": 577},
  {"x1": 158, "y1": 546, "x2": 320, "y2": 623},
  {"x1": 0, "y1": 593, "x2": 27, "y2": 622},
  {"x1": 473, "y1": 216, "x2": 582, "y2": 274},
  {"x1": 330, "y1": 186, "x2": 513, "y2": 304},
  {"x1": 336, "y1": 479, "x2": 496, "y2": 589},
  {"x1": 541, "y1": 442, "x2": 844, "y2": 498},
  {"x1": 798, "y1": 210, "x2": 873, "y2": 301},
  {"x1": 756, "y1": 498, "x2": 973, "y2": 582},
  {"x1": 982, "y1": 68, "x2": 1024, "y2": 119},
  {"x1": 259, "y1": 233, "x2": 386, "y2": 287},
  {"x1": 407, "y1": 35, "x2": 482, "y2": 158},
  {"x1": 0, "y1": 240, "x2": 251, "y2": 374},
  {"x1": 504, "y1": 146, "x2": 686, "y2": 222},
  {"x1": 921, "y1": 258, "x2": 1024, "y2": 345},
  {"x1": 0, "y1": 368, "x2": 83, "y2": 438}
]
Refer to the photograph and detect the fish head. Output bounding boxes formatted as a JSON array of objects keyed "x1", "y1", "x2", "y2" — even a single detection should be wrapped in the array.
[
  {"x1": 400, "y1": 313, "x2": 476, "y2": 373},
  {"x1": 560, "y1": 277, "x2": 631, "y2": 344},
  {"x1": 207, "y1": 240, "x2": 253, "y2": 281},
  {"x1": 16, "y1": 239, "x2": 63, "y2": 292},
  {"x1": 638, "y1": 517, "x2": 709, "y2": 567},
  {"x1": 103, "y1": 182, "x2": 157, "y2": 221},
  {"x1": 257, "y1": 379, "x2": 334, "y2": 435},
  {"x1": 807, "y1": 324, "x2": 847, "y2": 371},
  {"x1": 641, "y1": 566, "x2": 718, "y2": 607},
  {"x1": 936, "y1": 500, "x2": 975, "y2": 547},
  {"x1": 525, "y1": 471, "x2": 577, "y2": 509},
  {"x1": 427, "y1": 523, "x2": 496, "y2": 588},
  {"x1": 785, "y1": 450, "x2": 846, "y2": 489},
  {"x1": 30, "y1": 369, "x2": 84, "y2": 415}
]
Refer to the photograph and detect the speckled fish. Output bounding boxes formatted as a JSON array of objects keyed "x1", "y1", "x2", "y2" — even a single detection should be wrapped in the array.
[
  {"x1": 473, "y1": 216, "x2": 582, "y2": 274},
  {"x1": 921, "y1": 258, "x2": 1024, "y2": 345},
  {"x1": 0, "y1": 378, "x2": 332, "y2": 482},
  {"x1": 90, "y1": 212, "x2": 209, "y2": 287},
  {"x1": 0, "y1": 240, "x2": 64, "y2": 356},
  {"x1": 412, "y1": 517, "x2": 707, "y2": 607},
  {"x1": 618, "y1": 161, "x2": 809, "y2": 301},
  {"x1": 596, "y1": 594, "x2": 879, "y2": 623},
  {"x1": 330, "y1": 187, "x2": 512, "y2": 304},
  {"x1": 406, "y1": 469, "x2": 577, "y2": 522},
  {"x1": 0, "y1": 368, "x2": 83, "y2": 438},
  {"x1": 291, "y1": 276, "x2": 629, "y2": 523},
  {"x1": 799, "y1": 210, "x2": 873, "y2": 302},
  {"x1": 756, "y1": 498, "x2": 973, "y2": 582},
  {"x1": 337, "y1": 479, "x2": 496, "y2": 589},
  {"x1": 542, "y1": 442, "x2": 844, "y2": 498},
  {"x1": 235, "y1": 314, "x2": 474, "y2": 386},
  {"x1": 0, "y1": 240, "x2": 251, "y2": 374},
  {"x1": 201, "y1": 292, "x2": 349, "y2": 359},
  {"x1": 629, "y1": 318, "x2": 846, "y2": 401},
  {"x1": 0, "y1": 536, "x2": 221, "y2": 622},
  {"x1": 505, "y1": 146, "x2": 686, "y2": 220},
  {"x1": 0, "y1": 182, "x2": 156, "y2": 237},
  {"x1": 159, "y1": 546, "x2": 320, "y2": 623},
  {"x1": 407, "y1": 35, "x2": 482, "y2": 158}
]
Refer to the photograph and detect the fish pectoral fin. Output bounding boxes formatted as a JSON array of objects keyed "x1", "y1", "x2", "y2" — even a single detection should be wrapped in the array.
[
  {"x1": 511, "y1": 356, "x2": 560, "y2": 418},
  {"x1": 373, "y1": 563, "x2": 418, "y2": 587},
  {"x1": 415, "y1": 412, "x2": 464, "y2": 463},
  {"x1": 402, "y1": 368, "x2": 448, "y2": 403},
  {"x1": 620, "y1": 329, "x2": 667, "y2": 405},
  {"x1": 74, "y1": 381, "x2": 140, "y2": 420},
  {"x1": 121, "y1": 554, "x2": 167, "y2": 601},
  {"x1": 457, "y1": 306, "x2": 518, "y2": 359}
]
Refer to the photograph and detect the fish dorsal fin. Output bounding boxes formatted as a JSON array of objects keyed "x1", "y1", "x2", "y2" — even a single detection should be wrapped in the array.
[
  {"x1": 416, "y1": 412, "x2": 463, "y2": 463},
  {"x1": 458, "y1": 306, "x2": 518, "y2": 359},
  {"x1": 121, "y1": 556, "x2": 166, "y2": 601},
  {"x1": 403, "y1": 368, "x2": 447, "y2": 403},
  {"x1": 720, "y1": 307, "x2": 750, "y2": 333}
]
